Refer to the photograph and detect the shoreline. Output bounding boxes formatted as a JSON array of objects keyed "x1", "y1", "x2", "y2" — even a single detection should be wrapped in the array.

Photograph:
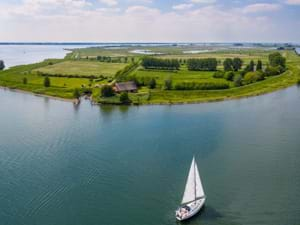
[
  {"x1": 0, "y1": 86, "x2": 76, "y2": 103},
  {"x1": 1, "y1": 81, "x2": 298, "y2": 106}
]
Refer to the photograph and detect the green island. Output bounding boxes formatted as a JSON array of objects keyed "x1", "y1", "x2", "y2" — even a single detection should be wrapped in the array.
[{"x1": 0, "y1": 46, "x2": 299, "y2": 105}]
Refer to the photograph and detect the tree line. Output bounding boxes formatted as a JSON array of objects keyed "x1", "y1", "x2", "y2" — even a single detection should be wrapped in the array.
[
  {"x1": 187, "y1": 58, "x2": 217, "y2": 71},
  {"x1": 141, "y1": 57, "x2": 180, "y2": 70}
]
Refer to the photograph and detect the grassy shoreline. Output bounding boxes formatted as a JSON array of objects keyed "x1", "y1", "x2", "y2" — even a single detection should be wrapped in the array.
[{"x1": 0, "y1": 50, "x2": 299, "y2": 105}]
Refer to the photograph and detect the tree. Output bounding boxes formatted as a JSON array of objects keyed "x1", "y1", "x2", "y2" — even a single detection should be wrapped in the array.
[
  {"x1": 245, "y1": 60, "x2": 255, "y2": 72},
  {"x1": 120, "y1": 92, "x2": 131, "y2": 104},
  {"x1": 269, "y1": 52, "x2": 286, "y2": 68},
  {"x1": 249, "y1": 60, "x2": 255, "y2": 72},
  {"x1": 149, "y1": 78, "x2": 156, "y2": 89},
  {"x1": 23, "y1": 77, "x2": 27, "y2": 85},
  {"x1": 223, "y1": 58, "x2": 233, "y2": 71},
  {"x1": 0, "y1": 60, "x2": 5, "y2": 70},
  {"x1": 101, "y1": 85, "x2": 114, "y2": 97},
  {"x1": 187, "y1": 58, "x2": 218, "y2": 71},
  {"x1": 232, "y1": 58, "x2": 243, "y2": 71},
  {"x1": 224, "y1": 71, "x2": 235, "y2": 81},
  {"x1": 44, "y1": 76, "x2": 51, "y2": 87},
  {"x1": 164, "y1": 78, "x2": 172, "y2": 90},
  {"x1": 73, "y1": 88, "x2": 81, "y2": 99},
  {"x1": 256, "y1": 60, "x2": 262, "y2": 71}
]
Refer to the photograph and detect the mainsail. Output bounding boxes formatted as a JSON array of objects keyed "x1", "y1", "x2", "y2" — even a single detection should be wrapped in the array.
[{"x1": 181, "y1": 157, "x2": 205, "y2": 204}]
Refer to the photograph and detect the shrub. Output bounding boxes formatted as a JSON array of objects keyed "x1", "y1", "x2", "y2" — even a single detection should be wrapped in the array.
[
  {"x1": 120, "y1": 92, "x2": 131, "y2": 104},
  {"x1": 148, "y1": 78, "x2": 156, "y2": 89},
  {"x1": 44, "y1": 76, "x2": 50, "y2": 87},
  {"x1": 213, "y1": 71, "x2": 225, "y2": 78},
  {"x1": 164, "y1": 79, "x2": 173, "y2": 90},
  {"x1": 264, "y1": 66, "x2": 284, "y2": 76},
  {"x1": 224, "y1": 71, "x2": 235, "y2": 81},
  {"x1": 243, "y1": 71, "x2": 264, "y2": 85},
  {"x1": 0, "y1": 60, "x2": 5, "y2": 70},
  {"x1": 23, "y1": 77, "x2": 28, "y2": 85},
  {"x1": 73, "y1": 88, "x2": 81, "y2": 99},
  {"x1": 101, "y1": 85, "x2": 114, "y2": 97},
  {"x1": 174, "y1": 81, "x2": 229, "y2": 90},
  {"x1": 233, "y1": 74, "x2": 243, "y2": 87}
]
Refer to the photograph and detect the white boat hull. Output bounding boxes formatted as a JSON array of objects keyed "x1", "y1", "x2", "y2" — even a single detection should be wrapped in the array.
[{"x1": 175, "y1": 198, "x2": 205, "y2": 221}]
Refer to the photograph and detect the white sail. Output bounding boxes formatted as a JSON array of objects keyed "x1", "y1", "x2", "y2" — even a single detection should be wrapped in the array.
[{"x1": 181, "y1": 157, "x2": 205, "y2": 204}]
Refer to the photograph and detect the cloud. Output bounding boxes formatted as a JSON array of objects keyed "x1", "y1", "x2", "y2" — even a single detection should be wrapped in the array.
[
  {"x1": 242, "y1": 3, "x2": 281, "y2": 13},
  {"x1": 99, "y1": 0, "x2": 118, "y2": 7},
  {"x1": 0, "y1": 2, "x2": 299, "y2": 42},
  {"x1": 285, "y1": 0, "x2": 300, "y2": 5},
  {"x1": 173, "y1": 3, "x2": 194, "y2": 10},
  {"x1": 190, "y1": 0, "x2": 216, "y2": 4}
]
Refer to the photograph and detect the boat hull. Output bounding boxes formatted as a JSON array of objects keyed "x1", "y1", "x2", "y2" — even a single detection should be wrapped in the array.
[{"x1": 176, "y1": 198, "x2": 205, "y2": 221}]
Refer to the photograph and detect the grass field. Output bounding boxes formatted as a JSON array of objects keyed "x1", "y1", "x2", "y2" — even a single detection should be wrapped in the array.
[
  {"x1": 1, "y1": 49, "x2": 299, "y2": 104},
  {"x1": 35, "y1": 61, "x2": 128, "y2": 77},
  {"x1": 133, "y1": 66, "x2": 231, "y2": 86}
]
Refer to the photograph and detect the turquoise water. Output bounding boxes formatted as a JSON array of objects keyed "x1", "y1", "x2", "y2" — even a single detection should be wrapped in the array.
[{"x1": 0, "y1": 87, "x2": 300, "y2": 225}]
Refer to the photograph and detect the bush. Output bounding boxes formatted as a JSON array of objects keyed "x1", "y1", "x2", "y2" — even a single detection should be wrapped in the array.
[
  {"x1": 23, "y1": 77, "x2": 28, "y2": 85},
  {"x1": 0, "y1": 60, "x2": 5, "y2": 70},
  {"x1": 101, "y1": 85, "x2": 114, "y2": 97},
  {"x1": 213, "y1": 71, "x2": 225, "y2": 78},
  {"x1": 120, "y1": 92, "x2": 131, "y2": 104},
  {"x1": 243, "y1": 71, "x2": 265, "y2": 85},
  {"x1": 164, "y1": 79, "x2": 173, "y2": 90},
  {"x1": 224, "y1": 71, "x2": 235, "y2": 81},
  {"x1": 73, "y1": 88, "x2": 81, "y2": 99},
  {"x1": 44, "y1": 76, "x2": 51, "y2": 87},
  {"x1": 264, "y1": 66, "x2": 284, "y2": 76},
  {"x1": 174, "y1": 81, "x2": 229, "y2": 90},
  {"x1": 148, "y1": 78, "x2": 156, "y2": 89},
  {"x1": 233, "y1": 74, "x2": 243, "y2": 87}
]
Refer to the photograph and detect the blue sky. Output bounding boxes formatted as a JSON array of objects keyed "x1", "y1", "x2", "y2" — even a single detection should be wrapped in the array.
[{"x1": 0, "y1": 0, "x2": 299, "y2": 42}]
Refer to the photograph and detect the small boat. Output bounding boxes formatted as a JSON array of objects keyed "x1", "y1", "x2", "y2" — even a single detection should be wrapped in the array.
[{"x1": 175, "y1": 157, "x2": 205, "y2": 221}]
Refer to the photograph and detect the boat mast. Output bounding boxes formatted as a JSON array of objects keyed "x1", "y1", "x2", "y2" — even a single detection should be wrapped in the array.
[{"x1": 194, "y1": 157, "x2": 196, "y2": 202}]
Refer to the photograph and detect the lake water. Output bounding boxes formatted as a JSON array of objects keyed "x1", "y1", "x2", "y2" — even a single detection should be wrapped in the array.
[
  {"x1": 1, "y1": 44, "x2": 300, "y2": 225},
  {"x1": 0, "y1": 86, "x2": 300, "y2": 225},
  {"x1": 296, "y1": 48, "x2": 300, "y2": 55},
  {"x1": 0, "y1": 44, "x2": 104, "y2": 69}
]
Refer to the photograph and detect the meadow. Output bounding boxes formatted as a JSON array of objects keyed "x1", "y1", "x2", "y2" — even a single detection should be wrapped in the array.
[
  {"x1": 0, "y1": 46, "x2": 299, "y2": 104},
  {"x1": 35, "y1": 61, "x2": 127, "y2": 77}
]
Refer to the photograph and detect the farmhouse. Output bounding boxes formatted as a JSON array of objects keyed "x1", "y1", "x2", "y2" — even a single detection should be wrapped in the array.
[{"x1": 114, "y1": 81, "x2": 137, "y2": 93}]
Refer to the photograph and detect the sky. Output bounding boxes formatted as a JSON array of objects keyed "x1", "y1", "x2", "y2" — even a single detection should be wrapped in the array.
[{"x1": 0, "y1": 0, "x2": 300, "y2": 42}]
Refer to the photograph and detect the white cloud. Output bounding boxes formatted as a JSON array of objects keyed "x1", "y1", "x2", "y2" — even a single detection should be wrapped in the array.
[
  {"x1": 242, "y1": 3, "x2": 281, "y2": 13},
  {"x1": 285, "y1": 0, "x2": 300, "y2": 5},
  {"x1": 173, "y1": 3, "x2": 194, "y2": 10},
  {"x1": 0, "y1": 2, "x2": 299, "y2": 42},
  {"x1": 99, "y1": 0, "x2": 118, "y2": 7},
  {"x1": 190, "y1": 0, "x2": 216, "y2": 4}
]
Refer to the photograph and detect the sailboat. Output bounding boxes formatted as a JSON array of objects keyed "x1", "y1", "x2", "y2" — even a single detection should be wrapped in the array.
[{"x1": 175, "y1": 157, "x2": 205, "y2": 221}]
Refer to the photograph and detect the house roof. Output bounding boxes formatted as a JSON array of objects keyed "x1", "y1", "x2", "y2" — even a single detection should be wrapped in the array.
[{"x1": 115, "y1": 81, "x2": 137, "y2": 92}]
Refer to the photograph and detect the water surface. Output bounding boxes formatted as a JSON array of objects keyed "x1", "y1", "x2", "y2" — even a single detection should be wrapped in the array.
[{"x1": 0, "y1": 86, "x2": 300, "y2": 225}]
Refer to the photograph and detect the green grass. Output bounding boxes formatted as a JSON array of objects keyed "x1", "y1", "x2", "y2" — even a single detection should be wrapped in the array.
[
  {"x1": 35, "y1": 60, "x2": 128, "y2": 77},
  {"x1": 134, "y1": 66, "x2": 229, "y2": 85},
  {"x1": 1, "y1": 50, "x2": 299, "y2": 104}
]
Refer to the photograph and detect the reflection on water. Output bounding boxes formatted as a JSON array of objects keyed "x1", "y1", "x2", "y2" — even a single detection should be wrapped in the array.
[{"x1": 0, "y1": 87, "x2": 300, "y2": 225}]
